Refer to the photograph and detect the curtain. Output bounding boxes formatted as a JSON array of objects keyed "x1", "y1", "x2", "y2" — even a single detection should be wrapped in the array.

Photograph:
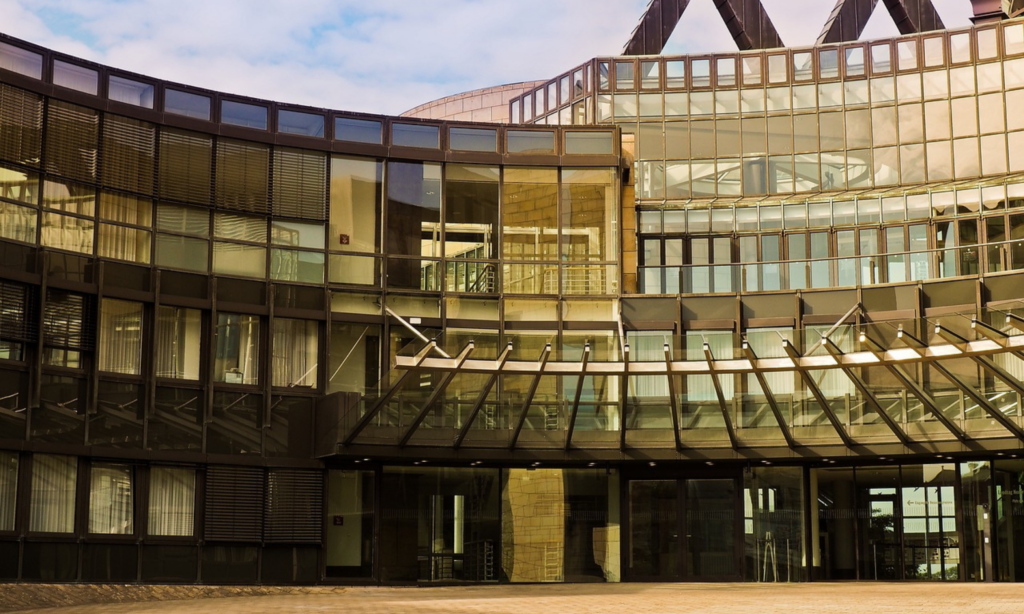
[
  {"x1": 148, "y1": 466, "x2": 195, "y2": 537},
  {"x1": 29, "y1": 454, "x2": 77, "y2": 533},
  {"x1": 98, "y1": 298, "x2": 143, "y2": 375},
  {"x1": 0, "y1": 452, "x2": 16, "y2": 531},
  {"x1": 272, "y1": 318, "x2": 318, "y2": 388},
  {"x1": 88, "y1": 463, "x2": 133, "y2": 534}
]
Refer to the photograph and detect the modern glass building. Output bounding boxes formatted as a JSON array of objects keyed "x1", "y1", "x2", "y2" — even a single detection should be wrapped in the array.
[{"x1": 2, "y1": 0, "x2": 1024, "y2": 585}]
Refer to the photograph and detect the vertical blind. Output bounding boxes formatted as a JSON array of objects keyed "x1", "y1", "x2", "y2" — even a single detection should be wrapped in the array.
[
  {"x1": 29, "y1": 454, "x2": 77, "y2": 533},
  {"x1": 98, "y1": 298, "x2": 143, "y2": 375},
  {"x1": 154, "y1": 306, "x2": 202, "y2": 380},
  {"x1": 272, "y1": 318, "x2": 318, "y2": 388},
  {"x1": 148, "y1": 466, "x2": 195, "y2": 536}
]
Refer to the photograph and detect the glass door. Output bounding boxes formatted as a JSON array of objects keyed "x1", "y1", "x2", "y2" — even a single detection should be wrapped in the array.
[
  {"x1": 628, "y1": 480, "x2": 680, "y2": 580},
  {"x1": 627, "y1": 477, "x2": 741, "y2": 581},
  {"x1": 686, "y1": 479, "x2": 738, "y2": 579}
]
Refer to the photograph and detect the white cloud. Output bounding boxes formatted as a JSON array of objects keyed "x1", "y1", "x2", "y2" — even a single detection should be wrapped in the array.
[{"x1": 0, "y1": 0, "x2": 975, "y2": 116}]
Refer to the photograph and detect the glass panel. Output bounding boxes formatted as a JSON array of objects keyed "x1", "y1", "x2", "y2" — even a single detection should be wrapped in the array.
[
  {"x1": 212, "y1": 242, "x2": 265, "y2": 278},
  {"x1": 687, "y1": 479, "x2": 736, "y2": 578},
  {"x1": 445, "y1": 164, "x2": 498, "y2": 272},
  {"x1": 325, "y1": 470, "x2": 375, "y2": 578},
  {"x1": 502, "y1": 167, "x2": 557, "y2": 262},
  {"x1": 165, "y1": 90, "x2": 211, "y2": 120},
  {"x1": 629, "y1": 480, "x2": 678, "y2": 578},
  {"x1": 278, "y1": 110, "x2": 324, "y2": 137},
  {"x1": 449, "y1": 127, "x2": 497, "y2": 152},
  {"x1": 221, "y1": 100, "x2": 267, "y2": 130},
  {"x1": 379, "y1": 467, "x2": 500, "y2": 582},
  {"x1": 502, "y1": 468, "x2": 619, "y2": 582},
  {"x1": 88, "y1": 463, "x2": 133, "y2": 534},
  {"x1": 0, "y1": 41, "x2": 42, "y2": 78},
  {"x1": 108, "y1": 76, "x2": 154, "y2": 108},
  {"x1": 53, "y1": 60, "x2": 98, "y2": 95},
  {"x1": 508, "y1": 130, "x2": 555, "y2": 154},
  {"x1": 330, "y1": 156, "x2": 381, "y2": 254},
  {"x1": 392, "y1": 123, "x2": 439, "y2": 148},
  {"x1": 565, "y1": 132, "x2": 613, "y2": 155},
  {"x1": 335, "y1": 117, "x2": 382, "y2": 145},
  {"x1": 214, "y1": 313, "x2": 260, "y2": 385}
]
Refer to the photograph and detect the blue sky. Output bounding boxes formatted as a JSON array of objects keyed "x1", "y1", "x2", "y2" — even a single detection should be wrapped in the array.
[{"x1": 0, "y1": 0, "x2": 974, "y2": 116}]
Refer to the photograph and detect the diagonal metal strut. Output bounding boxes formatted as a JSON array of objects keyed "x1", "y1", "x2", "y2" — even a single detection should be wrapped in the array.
[{"x1": 453, "y1": 342, "x2": 513, "y2": 449}]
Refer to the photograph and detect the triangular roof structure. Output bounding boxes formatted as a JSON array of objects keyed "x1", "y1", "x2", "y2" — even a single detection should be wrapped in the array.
[{"x1": 622, "y1": 0, "x2": 951, "y2": 55}]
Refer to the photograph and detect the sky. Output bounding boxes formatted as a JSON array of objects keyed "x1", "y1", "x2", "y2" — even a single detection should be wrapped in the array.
[{"x1": 0, "y1": 0, "x2": 975, "y2": 116}]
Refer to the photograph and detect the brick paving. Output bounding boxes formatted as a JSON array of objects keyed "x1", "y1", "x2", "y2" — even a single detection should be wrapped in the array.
[{"x1": 4, "y1": 582, "x2": 1024, "y2": 614}]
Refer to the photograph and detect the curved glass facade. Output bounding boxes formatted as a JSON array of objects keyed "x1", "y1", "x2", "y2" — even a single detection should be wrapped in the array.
[{"x1": 2, "y1": 11, "x2": 1024, "y2": 585}]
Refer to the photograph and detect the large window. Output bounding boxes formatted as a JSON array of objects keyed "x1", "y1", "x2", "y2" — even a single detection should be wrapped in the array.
[
  {"x1": 154, "y1": 306, "x2": 202, "y2": 380},
  {"x1": 214, "y1": 313, "x2": 260, "y2": 385},
  {"x1": 501, "y1": 468, "x2": 620, "y2": 582},
  {"x1": 325, "y1": 470, "x2": 375, "y2": 578},
  {"x1": 329, "y1": 156, "x2": 382, "y2": 286},
  {"x1": 97, "y1": 192, "x2": 152, "y2": 264},
  {"x1": 98, "y1": 299, "x2": 143, "y2": 375},
  {"x1": 386, "y1": 161, "x2": 441, "y2": 290},
  {"x1": 328, "y1": 322, "x2": 381, "y2": 394},
  {"x1": 148, "y1": 467, "x2": 195, "y2": 537},
  {"x1": 444, "y1": 165, "x2": 499, "y2": 293},
  {"x1": 88, "y1": 463, "x2": 133, "y2": 535},
  {"x1": 29, "y1": 454, "x2": 77, "y2": 533},
  {"x1": 272, "y1": 318, "x2": 318, "y2": 389},
  {"x1": 43, "y1": 289, "x2": 92, "y2": 369}
]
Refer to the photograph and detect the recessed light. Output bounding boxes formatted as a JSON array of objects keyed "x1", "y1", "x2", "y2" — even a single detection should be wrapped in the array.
[{"x1": 649, "y1": 461, "x2": 656, "y2": 467}]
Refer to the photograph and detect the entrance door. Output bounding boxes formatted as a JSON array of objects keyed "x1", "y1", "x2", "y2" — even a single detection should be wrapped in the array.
[{"x1": 627, "y1": 478, "x2": 740, "y2": 581}]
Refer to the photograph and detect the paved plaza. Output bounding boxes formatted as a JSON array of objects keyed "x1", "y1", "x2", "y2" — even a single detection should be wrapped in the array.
[{"x1": 5, "y1": 583, "x2": 1024, "y2": 614}]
